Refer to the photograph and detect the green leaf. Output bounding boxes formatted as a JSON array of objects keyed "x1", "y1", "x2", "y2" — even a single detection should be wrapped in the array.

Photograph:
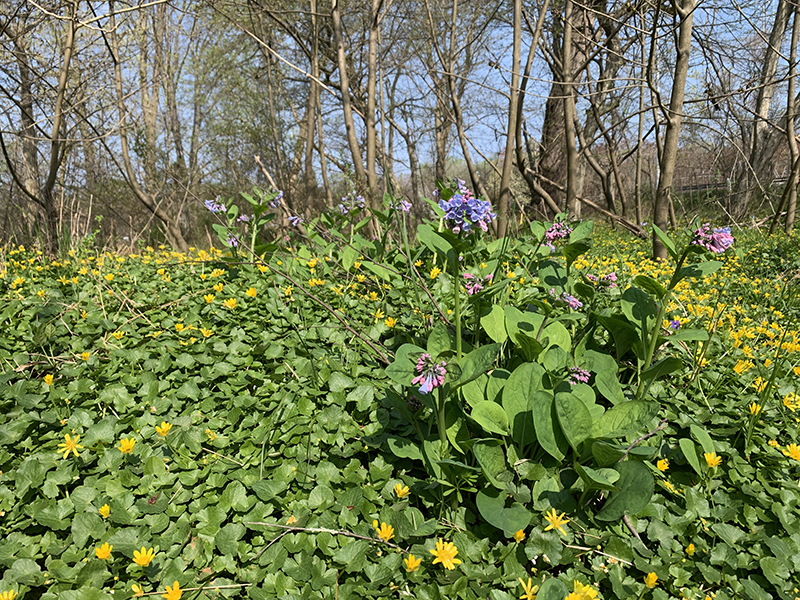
[
  {"x1": 652, "y1": 224, "x2": 678, "y2": 260},
  {"x1": 554, "y1": 392, "x2": 593, "y2": 451},
  {"x1": 679, "y1": 438, "x2": 702, "y2": 476},
  {"x1": 502, "y1": 362, "x2": 544, "y2": 446},
  {"x1": 480, "y1": 304, "x2": 507, "y2": 344},
  {"x1": 595, "y1": 461, "x2": 654, "y2": 521},
  {"x1": 252, "y1": 480, "x2": 288, "y2": 503},
  {"x1": 540, "y1": 345, "x2": 568, "y2": 372},
  {"x1": 740, "y1": 577, "x2": 773, "y2": 600},
  {"x1": 593, "y1": 401, "x2": 659, "y2": 439},
  {"x1": 532, "y1": 391, "x2": 567, "y2": 461},
  {"x1": 760, "y1": 556, "x2": 790, "y2": 587},
  {"x1": 690, "y1": 424, "x2": 716, "y2": 455},
  {"x1": 453, "y1": 343, "x2": 502, "y2": 389},
  {"x1": 475, "y1": 487, "x2": 532, "y2": 537},
  {"x1": 536, "y1": 577, "x2": 569, "y2": 600},
  {"x1": 539, "y1": 260, "x2": 568, "y2": 294},
  {"x1": 386, "y1": 436, "x2": 422, "y2": 461},
  {"x1": 594, "y1": 314, "x2": 641, "y2": 359},
  {"x1": 569, "y1": 220, "x2": 594, "y2": 243},
  {"x1": 634, "y1": 275, "x2": 668, "y2": 299},
  {"x1": 564, "y1": 240, "x2": 591, "y2": 268},
  {"x1": 676, "y1": 261, "x2": 723, "y2": 285},
  {"x1": 385, "y1": 344, "x2": 425, "y2": 386},
  {"x1": 574, "y1": 464, "x2": 619, "y2": 491},
  {"x1": 333, "y1": 539, "x2": 369, "y2": 572},
  {"x1": 641, "y1": 357, "x2": 683, "y2": 381},
  {"x1": 667, "y1": 329, "x2": 710, "y2": 343},
  {"x1": 621, "y1": 287, "x2": 657, "y2": 333},
  {"x1": 215, "y1": 522, "x2": 246, "y2": 555},
  {"x1": 470, "y1": 401, "x2": 510, "y2": 436},
  {"x1": 427, "y1": 322, "x2": 453, "y2": 358},
  {"x1": 473, "y1": 439, "x2": 510, "y2": 489},
  {"x1": 71, "y1": 512, "x2": 105, "y2": 547}
]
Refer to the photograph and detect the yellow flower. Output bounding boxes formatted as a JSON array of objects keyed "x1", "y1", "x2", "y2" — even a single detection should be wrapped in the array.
[
  {"x1": 200, "y1": 327, "x2": 213, "y2": 338},
  {"x1": 0, "y1": 591, "x2": 18, "y2": 600},
  {"x1": 162, "y1": 581, "x2": 182, "y2": 600},
  {"x1": 155, "y1": 422, "x2": 172, "y2": 437},
  {"x1": 284, "y1": 286, "x2": 293, "y2": 297},
  {"x1": 57, "y1": 433, "x2": 83, "y2": 459},
  {"x1": 519, "y1": 577, "x2": 539, "y2": 600},
  {"x1": 372, "y1": 308, "x2": 385, "y2": 322},
  {"x1": 246, "y1": 287, "x2": 257, "y2": 297},
  {"x1": 782, "y1": 443, "x2": 800, "y2": 464},
  {"x1": 429, "y1": 266, "x2": 441, "y2": 279},
  {"x1": 749, "y1": 402, "x2": 762, "y2": 415},
  {"x1": 111, "y1": 331, "x2": 125, "y2": 340},
  {"x1": 205, "y1": 428, "x2": 216, "y2": 441},
  {"x1": 44, "y1": 374, "x2": 54, "y2": 386},
  {"x1": 204, "y1": 294, "x2": 215, "y2": 303},
  {"x1": 514, "y1": 529, "x2": 526, "y2": 543},
  {"x1": 794, "y1": 366, "x2": 800, "y2": 377},
  {"x1": 222, "y1": 298, "x2": 237, "y2": 309},
  {"x1": 414, "y1": 260, "x2": 423, "y2": 267},
  {"x1": 104, "y1": 273, "x2": 114, "y2": 282},
  {"x1": 132, "y1": 584, "x2": 145, "y2": 597},
  {"x1": 95, "y1": 542, "x2": 113, "y2": 560},
  {"x1": 373, "y1": 520, "x2": 394, "y2": 542},
  {"x1": 704, "y1": 452, "x2": 722, "y2": 468},
  {"x1": 394, "y1": 483, "x2": 410, "y2": 498},
  {"x1": 212, "y1": 282, "x2": 223, "y2": 292},
  {"x1": 657, "y1": 459, "x2": 669, "y2": 472},
  {"x1": 307, "y1": 258, "x2": 318, "y2": 269},
  {"x1": 286, "y1": 516, "x2": 298, "y2": 525},
  {"x1": 384, "y1": 317, "x2": 398, "y2": 328},
  {"x1": 118, "y1": 437, "x2": 136, "y2": 454},
  {"x1": 644, "y1": 572, "x2": 658, "y2": 588},
  {"x1": 133, "y1": 546, "x2": 155, "y2": 567},
  {"x1": 175, "y1": 323, "x2": 185, "y2": 332},
  {"x1": 81, "y1": 352, "x2": 91, "y2": 361},
  {"x1": 543, "y1": 508, "x2": 570, "y2": 535},
  {"x1": 733, "y1": 360, "x2": 752, "y2": 374},
  {"x1": 686, "y1": 543, "x2": 695, "y2": 556},
  {"x1": 404, "y1": 554, "x2": 422, "y2": 573},
  {"x1": 752, "y1": 377, "x2": 767, "y2": 392},
  {"x1": 430, "y1": 538, "x2": 461, "y2": 570},
  {"x1": 573, "y1": 581, "x2": 598, "y2": 599},
  {"x1": 99, "y1": 504, "x2": 110, "y2": 519},
  {"x1": 768, "y1": 439, "x2": 780, "y2": 448}
]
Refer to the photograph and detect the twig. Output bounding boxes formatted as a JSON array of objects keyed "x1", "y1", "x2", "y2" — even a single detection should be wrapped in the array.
[
  {"x1": 201, "y1": 447, "x2": 245, "y2": 467},
  {"x1": 619, "y1": 419, "x2": 668, "y2": 461},
  {"x1": 622, "y1": 515, "x2": 646, "y2": 548}
]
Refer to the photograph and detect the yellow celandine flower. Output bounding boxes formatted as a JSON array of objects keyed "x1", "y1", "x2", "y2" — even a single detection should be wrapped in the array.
[
  {"x1": 162, "y1": 581, "x2": 182, "y2": 600},
  {"x1": 794, "y1": 366, "x2": 800, "y2": 377},
  {"x1": 204, "y1": 294, "x2": 215, "y2": 303},
  {"x1": 44, "y1": 374, "x2": 54, "y2": 386},
  {"x1": 429, "y1": 266, "x2": 442, "y2": 279},
  {"x1": 518, "y1": 577, "x2": 539, "y2": 600},
  {"x1": 733, "y1": 360, "x2": 752, "y2": 374},
  {"x1": 0, "y1": 591, "x2": 18, "y2": 600},
  {"x1": 205, "y1": 429, "x2": 216, "y2": 441},
  {"x1": 704, "y1": 452, "x2": 722, "y2": 468},
  {"x1": 81, "y1": 352, "x2": 91, "y2": 361},
  {"x1": 784, "y1": 393, "x2": 800, "y2": 411},
  {"x1": 307, "y1": 258, "x2": 318, "y2": 269},
  {"x1": 99, "y1": 504, "x2": 110, "y2": 519},
  {"x1": 430, "y1": 538, "x2": 461, "y2": 570},
  {"x1": 200, "y1": 328, "x2": 213, "y2": 338},
  {"x1": 57, "y1": 433, "x2": 83, "y2": 459},
  {"x1": 132, "y1": 584, "x2": 145, "y2": 597},
  {"x1": 95, "y1": 542, "x2": 113, "y2": 560},
  {"x1": 133, "y1": 547, "x2": 155, "y2": 567},
  {"x1": 404, "y1": 554, "x2": 422, "y2": 573},
  {"x1": 369, "y1": 291, "x2": 379, "y2": 301},
  {"x1": 104, "y1": 273, "x2": 114, "y2": 282},
  {"x1": 414, "y1": 260, "x2": 423, "y2": 267},
  {"x1": 782, "y1": 443, "x2": 800, "y2": 465},
  {"x1": 155, "y1": 422, "x2": 172, "y2": 437},
  {"x1": 222, "y1": 298, "x2": 237, "y2": 310},
  {"x1": 111, "y1": 331, "x2": 125, "y2": 340},
  {"x1": 644, "y1": 572, "x2": 658, "y2": 588},
  {"x1": 246, "y1": 287, "x2": 257, "y2": 297},
  {"x1": 657, "y1": 459, "x2": 669, "y2": 471},
  {"x1": 749, "y1": 402, "x2": 762, "y2": 415},
  {"x1": 384, "y1": 317, "x2": 398, "y2": 328},
  {"x1": 212, "y1": 282, "x2": 223, "y2": 292},
  {"x1": 572, "y1": 580, "x2": 598, "y2": 599},
  {"x1": 356, "y1": 274, "x2": 366, "y2": 283},
  {"x1": 752, "y1": 377, "x2": 767, "y2": 392},
  {"x1": 119, "y1": 437, "x2": 136, "y2": 454},
  {"x1": 768, "y1": 439, "x2": 780, "y2": 448},
  {"x1": 373, "y1": 520, "x2": 394, "y2": 542},
  {"x1": 284, "y1": 286, "x2": 293, "y2": 297},
  {"x1": 372, "y1": 309, "x2": 385, "y2": 322},
  {"x1": 394, "y1": 483, "x2": 410, "y2": 498},
  {"x1": 175, "y1": 323, "x2": 185, "y2": 332},
  {"x1": 514, "y1": 529, "x2": 526, "y2": 543},
  {"x1": 286, "y1": 516, "x2": 298, "y2": 525},
  {"x1": 686, "y1": 543, "x2": 695, "y2": 556},
  {"x1": 543, "y1": 508, "x2": 570, "y2": 535}
]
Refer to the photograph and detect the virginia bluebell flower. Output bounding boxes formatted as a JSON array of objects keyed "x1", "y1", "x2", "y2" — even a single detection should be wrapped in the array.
[
  {"x1": 691, "y1": 223, "x2": 734, "y2": 253},
  {"x1": 289, "y1": 216, "x2": 303, "y2": 227},
  {"x1": 205, "y1": 198, "x2": 226, "y2": 213},
  {"x1": 568, "y1": 367, "x2": 590, "y2": 386},
  {"x1": 411, "y1": 353, "x2": 447, "y2": 394},
  {"x1": 438, "y1": 187, "x2": 495, "y2": 234}
]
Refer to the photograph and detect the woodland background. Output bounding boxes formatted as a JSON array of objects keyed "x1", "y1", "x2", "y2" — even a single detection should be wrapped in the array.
[{"x1": 1, "y1": 0, "x2": 799, "y2": 258}]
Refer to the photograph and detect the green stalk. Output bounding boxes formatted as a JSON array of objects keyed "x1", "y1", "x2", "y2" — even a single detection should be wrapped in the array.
[
  {"x1": 437, "y1": 386, "x2": 448, "y2": 451},
  {"x1": 453, "y1": 256, "x2": 462, "y2": 360}
]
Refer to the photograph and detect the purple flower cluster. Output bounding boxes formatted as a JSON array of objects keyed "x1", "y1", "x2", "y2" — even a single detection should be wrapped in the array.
[
  {"x1": 411, "y1": 353, "x2": 447, "y2": 394},
  {"x1": 691, "y1": 223, "x2": 734, "y2": 254},
  {"x1": 669, "y1": 319, "x2": 681, "y2": 330},
  {"x1": 544, "y1": 221, "x2": 573, "y2": 250},
  {"x1": 391, "y1": 199, "x2": 413, "y2": 213},
  {"x1": 268, "y1": 191, "x2": 284, "y2": 209},
  {"x1": 205, "y1": 198, "x2": 227, "y2": 213},
  {"x1": 226, "y1": 233, "x2": 240, "y2": 247},
  {"x1": 437, "y1": 184, "x2": 495, "y2": 234},
  {"x1": 288, "y1": 215, "x2": 303, "y2": 227},
  {"x1": 237, "y1": 214, "x2": 253, "y2": 223},
  {"x1": 338, "y1": 193, "x2": 366, "y2": 215},
  {"x1": 549, "y1": 289, "x2": 583, "y2": 310},
  {"x1": 463, "y1": 273, "x2": 493, "y2": 295},
  {"x1": 568, "y1": 367, "x2": 590, "y2": 386}
]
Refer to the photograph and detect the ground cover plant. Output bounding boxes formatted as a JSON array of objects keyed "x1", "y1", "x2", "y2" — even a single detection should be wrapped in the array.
[{"x1": 1, "y1": 185, "x2": 800, "y2": 600}]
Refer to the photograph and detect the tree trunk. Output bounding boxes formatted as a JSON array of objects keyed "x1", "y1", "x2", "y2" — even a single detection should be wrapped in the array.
[
  {"x1": 562, "y1": 0, "x2": 579, "y2": 218},
  {"x1": 653, "y1": 0, "x2": 697, "y2": 260}
]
